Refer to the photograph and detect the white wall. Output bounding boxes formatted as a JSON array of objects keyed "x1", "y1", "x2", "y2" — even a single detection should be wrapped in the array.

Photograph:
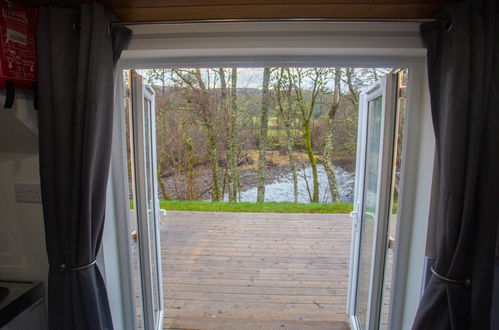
[
  {"x1": 0, "y1": 91, "x2": 48, "y2": 288},
  {"x1": 391, "y1": 65, "x2": 435, "y2": 330}
]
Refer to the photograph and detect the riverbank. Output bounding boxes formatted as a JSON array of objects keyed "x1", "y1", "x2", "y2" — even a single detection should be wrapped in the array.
[{"x1": 160, "y1": 150, "x2": 356, "y2": 202}]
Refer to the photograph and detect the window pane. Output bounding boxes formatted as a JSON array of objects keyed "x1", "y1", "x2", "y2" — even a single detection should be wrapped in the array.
[{"x1": 355, "y1": 95, "x2": 383, "y2": 329}]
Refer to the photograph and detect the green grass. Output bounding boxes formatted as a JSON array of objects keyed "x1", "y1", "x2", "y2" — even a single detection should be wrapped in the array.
[{"x1": 159, "y1": 200, "x2": 353, "y2": 214}]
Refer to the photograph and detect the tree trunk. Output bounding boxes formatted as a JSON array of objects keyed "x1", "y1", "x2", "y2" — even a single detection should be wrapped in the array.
[
  {"x1": 323, "y1": 68, "x2": 341, "y2": 202},
  {"x1": 303, "y1": 121, "x2": 319, "y2": 202},
  {"x1": 181, "y1": 119, "x2": 195, "y2": 200},
  {"x1": 205, "y1": 120, "x2": 221, "y2": 201},
  {"x1": 323, "y1": 130, "x2": 340, "y2": 202},
  {"x1": 237, "y1": 172, "x2": 242, "y2": 202},
  {"x1": 285, "y1": 124, "x2": 298, "y2": 203},
  {"x1": 345, "y1": 68, "x2": 359, "y2": 109},
  {"x1": 155, "y1": 89, "x2": 169, "y2": 201},
  {"x1": 157, "y1": 167, "x2": 169, "y2": 200},
  {"x1": 276, "y1": 68, "x2": 298, "y2": 203},
  {"x1": 257, "y1": 67, "x2": 271, "y2": 202},
  {"x1": 285, "y1": 71, "x2": 298, "y2": 203},
  {"x1": 227, "y1": 68, "x2": 239, "y2": 201}
]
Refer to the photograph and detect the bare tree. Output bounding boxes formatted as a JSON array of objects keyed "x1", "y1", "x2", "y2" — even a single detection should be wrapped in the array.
[
  {"x1": 227, "y1": 68, "x2": 240, "y2": 201},
  {"x1": 146, "y1": 69, "x2": 168, "y2": 96},
  {"x1": 172, "y1": 68, "x2": 222, "y2": 201},
  {"x1": 145, "y1": 69, "x2": 171, "y2": 200},
  {"x1": 217, "y1": 68, "x2": 241, "y2": 202},
  {"x1": 289, "y1": 68, "x2": 329, "y2": 203},
  {"x1": 323, "y1": 68, "x2": 341, "y2": 202},
  {"x1": 343, "y1": 68, "x2": 391, "y2": 109},
  {"x1": 180, "y1": 117, "x2": 195, "y2": 200},
  {"x1": 275, "y1": 68, "x2": 299, "y2": 203},
  {"x1": 140, "y1": 67, "x2": 390, "y2": 203},
  {"x1": 344, "y1": 68, "x2": 359, "y2": 110},
  {"x1": 257, "y1": 67, "x2": 272, "y2": 202},
  {"x1": 155, "y1": 96, "x2": 170, "y2": 200}
]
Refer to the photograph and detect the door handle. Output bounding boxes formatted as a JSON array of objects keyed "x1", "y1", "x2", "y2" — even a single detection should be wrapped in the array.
[
  {"x1": 388, "y1": 236, "x2": 395, "y2": 250},
  {"x1": 349, "y1": 210, "x2": 358, "y2": 229}
]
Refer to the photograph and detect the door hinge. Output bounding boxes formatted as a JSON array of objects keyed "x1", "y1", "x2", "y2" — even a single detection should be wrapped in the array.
[{"x1": 398, "y1": 85, "x2": 407, "y2": 98}]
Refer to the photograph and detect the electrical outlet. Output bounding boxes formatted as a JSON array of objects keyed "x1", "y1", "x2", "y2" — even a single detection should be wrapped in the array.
[{"x1": 15, "y1": 183, "x2": 42, "y2": 203}]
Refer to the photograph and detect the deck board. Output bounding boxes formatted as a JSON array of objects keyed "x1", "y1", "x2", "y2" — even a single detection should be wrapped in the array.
[
  {"x1": 131, "y1": 211, "x2": 395, "y2": 329},
  {"x1": 160, "y1": 211, "x2": 352, "y2": 329}
]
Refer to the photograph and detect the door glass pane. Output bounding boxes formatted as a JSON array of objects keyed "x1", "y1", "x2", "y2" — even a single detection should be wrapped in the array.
[
  {"x1": 144, "y1": 97, "x2": 161, "y2": 326},
  {"x1": 355, "y1": 95, "x2": 383, "y2": 328}
]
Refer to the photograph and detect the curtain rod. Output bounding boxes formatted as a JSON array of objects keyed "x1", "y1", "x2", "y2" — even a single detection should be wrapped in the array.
[{"x1": 110, "y1": 17, "x2": 445, "y2": 27}]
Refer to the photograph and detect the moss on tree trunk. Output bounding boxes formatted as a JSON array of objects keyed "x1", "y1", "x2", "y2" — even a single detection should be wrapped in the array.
[
  {"x1": 323, "y1": 130, "x2": 340, "y2": 202},
  {"x1": 285, "y1": 126, "x2": 299, "y2": 203},
  {"x1": 205, "y1": 120, "x2": 221, "y2": 201},
  {"x1": 181, "y1": 119, "x2": 195, "y2": 200},
  {"x1": 303, "y1": 121, "x2": 319, "y2": 202},
  {"x1": 257, "y1": 67, "x2": 271, "y2": 202},
  {"x1": 227, "y1": 68, "x2": 239, "y2": 201},
  {"x1": 323, "y1": 68, "x2": 341, "y2": 202}
]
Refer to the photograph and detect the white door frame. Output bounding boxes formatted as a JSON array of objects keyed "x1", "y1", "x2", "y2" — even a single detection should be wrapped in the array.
[
  {"x1": 103, "y1": 21, "x2": 435, "y2": 330},
  {"x1": 145, "y1": 82, "x2": 165, "y2": 330},
  {"x1": 348, "y1": 73, "x2": 399, "y2": 330},
  {"x1": 129, "y1": 72, "x2": 164, "y2": 330}
]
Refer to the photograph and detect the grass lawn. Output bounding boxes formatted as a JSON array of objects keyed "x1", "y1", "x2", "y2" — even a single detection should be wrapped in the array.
[{"x1": 159, "y1": 200, "x2": 353, "y2": 214}]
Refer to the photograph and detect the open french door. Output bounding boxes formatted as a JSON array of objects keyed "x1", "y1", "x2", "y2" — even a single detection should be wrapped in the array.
[
  {"x1": 347, "y1": 72, "x2": 400, "y2": 330},
  {"x1": 129, "y1": 71, "x2": 164, "y2": 330}
]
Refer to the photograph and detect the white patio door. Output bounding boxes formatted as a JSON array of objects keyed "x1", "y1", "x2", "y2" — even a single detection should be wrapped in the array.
[
  {"x1": 348, "y1": 73, "x2": 399, "y2": 330},
  {"x1": 129, "y1": 71, "x2": 164, "y2": 330}
]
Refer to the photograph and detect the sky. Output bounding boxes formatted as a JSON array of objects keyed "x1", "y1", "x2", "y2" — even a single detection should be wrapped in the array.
[
  {"x1": 138, "y1": 68, "x2": 265, "y2": 89},
  {"x1": 137, "y1": 67, "x2": 391, "y2": 91},
  {"x1": 236, "y1": 68, "x2": 264, "y2": 88}
]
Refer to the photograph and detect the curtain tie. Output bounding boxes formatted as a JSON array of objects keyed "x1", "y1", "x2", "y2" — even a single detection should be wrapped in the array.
[
  {"x1": 58, "y1": 260, "x2": 97, "y2": 272},
  {"x1": 431, "y1": 266, "x2": 471, "y2": 287}
]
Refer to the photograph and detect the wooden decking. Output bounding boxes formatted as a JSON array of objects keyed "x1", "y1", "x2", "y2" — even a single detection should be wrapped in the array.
[{"x1": 161, "y1": 211, "x2": 353, "y2": 329}]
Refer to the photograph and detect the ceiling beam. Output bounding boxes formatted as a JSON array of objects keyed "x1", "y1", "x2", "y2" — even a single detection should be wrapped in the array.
[
  {"x1": 24, "y1": 1, "x2": 453, "y2": 21},
  {"x1": 112, "y1": 4, "x2": 446, "y2": 22}
]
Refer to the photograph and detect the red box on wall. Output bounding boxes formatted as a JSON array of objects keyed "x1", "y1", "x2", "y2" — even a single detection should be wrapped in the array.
[{"x1": 0, "y1": 0, "x2": 38, "y2": 90}]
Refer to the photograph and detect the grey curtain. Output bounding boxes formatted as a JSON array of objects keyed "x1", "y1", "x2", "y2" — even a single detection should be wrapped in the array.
[
  {"x1": 413, "y1": 0, "x2": 498, "y2": 329},
  {"x1": 37, "y1": 3, "x2": 131, "y2": 330}
]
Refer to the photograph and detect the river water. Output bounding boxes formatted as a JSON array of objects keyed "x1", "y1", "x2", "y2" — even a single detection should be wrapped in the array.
[{"x1": 227, "y1": 164, "x2": 355, "y2": 203}]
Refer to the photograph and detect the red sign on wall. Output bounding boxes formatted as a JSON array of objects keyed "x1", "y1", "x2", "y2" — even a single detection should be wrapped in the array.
[{"x1": 0, "y1": 0, "x2": 38, "y2": 89}]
